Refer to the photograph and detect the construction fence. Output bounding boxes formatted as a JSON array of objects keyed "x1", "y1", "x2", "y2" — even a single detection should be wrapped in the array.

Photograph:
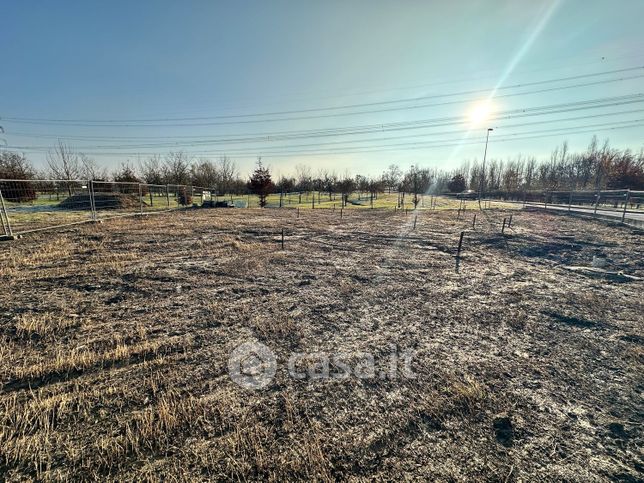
[
  {"x1": 0, "y1": 179, "x2": 218, "y2": 238},
  {"x1": 0, "y1": 180, "x2": 350, "y2": 238}
]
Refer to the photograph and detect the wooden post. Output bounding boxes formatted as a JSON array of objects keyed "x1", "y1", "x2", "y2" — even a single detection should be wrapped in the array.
[
  {"x1": 472, "y1": 214, "x2": 476, "y2": 229},
  {"x1": 502, "y1": 218, "x2": 507, "y2": 234},
  {"x1": 281, "y1": 228, "x2": 284, "y2": 250},
  {"x1": 508, "y1": 214, "x2": 513, "y2": 227},
  {"x1": 457, "y1": 231, "x2": 465, "y2": 257},
  {"x1": 413, "y1": 215, "x2": 417, "y2": 230},
  {"x1": 340, "y1": 208, "x2": 343, "y2": 219},
  {"x1": 297, "y1": 207, "x2": 300, "y2": 218},
  {"x1": 166, "y1": 184, "x2": 170, "y2": 207}
]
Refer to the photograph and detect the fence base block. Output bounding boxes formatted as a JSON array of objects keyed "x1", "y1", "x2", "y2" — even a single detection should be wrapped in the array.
[{"x1": 0, "y1": 234, "x2": 23, "y2": 241}]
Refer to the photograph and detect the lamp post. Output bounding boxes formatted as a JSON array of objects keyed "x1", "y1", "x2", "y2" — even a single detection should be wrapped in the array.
[{"x1": 478, "y1": 128, "x2": 493, "y2": 209}]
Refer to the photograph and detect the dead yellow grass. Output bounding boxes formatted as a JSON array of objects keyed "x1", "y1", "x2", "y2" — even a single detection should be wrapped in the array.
[
  {"x1": 11, "y1": 337, "x2": 186, "y2": 383},
  {"x1": 14, "y1": 313, "x2": 80, "y2": 340}
]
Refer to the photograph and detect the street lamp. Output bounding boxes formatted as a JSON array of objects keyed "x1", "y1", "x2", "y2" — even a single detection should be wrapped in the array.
[{"x1": 478, "y1": 128, "x2": 493, "y2": 209}]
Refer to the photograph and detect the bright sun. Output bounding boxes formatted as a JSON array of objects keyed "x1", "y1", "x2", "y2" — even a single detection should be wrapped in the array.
[{"x1": 468, "y1": 101, "x2": 494, "y2": 125}]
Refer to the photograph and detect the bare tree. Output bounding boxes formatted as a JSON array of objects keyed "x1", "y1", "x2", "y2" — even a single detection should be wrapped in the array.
[
  {"x1": 163, "y1": 151, "x2": 191, "y2": 184},
  {"x1": 191, "y1": 158, "x2": 218, "y2": 188},
  {"x1": 216, "y1": 155, "x2": 238, "y2": 193},
  {"x1": 80, "y1": 153, "x2": 107, "y2": 181},
  {"x1": 383, "y1": 164, "x2": 402, "y2": 193},
  {"x1": 139, "y1": 155, "x2": 165, "y2": 185},
  {"x1": 295, "y1": 164, "x2": 313, "y2": 193},
  {"x1": 47, "y1": 141, "x2": 81, "y2": 194}
]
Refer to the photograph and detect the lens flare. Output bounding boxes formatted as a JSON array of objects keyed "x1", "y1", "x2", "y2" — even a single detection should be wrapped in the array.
[{"x1": 468, "y1": 101, "x2": 494, "y2": 125}]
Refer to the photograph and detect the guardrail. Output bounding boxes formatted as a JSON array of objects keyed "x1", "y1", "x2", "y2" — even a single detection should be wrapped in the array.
[{"x1": 483, "y1": 189, "x2": 644, "y2": 221}]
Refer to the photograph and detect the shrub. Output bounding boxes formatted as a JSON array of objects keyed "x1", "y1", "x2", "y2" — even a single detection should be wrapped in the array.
[{"x1": 0, "y1": 152, "x2": 36, "y2": 202}]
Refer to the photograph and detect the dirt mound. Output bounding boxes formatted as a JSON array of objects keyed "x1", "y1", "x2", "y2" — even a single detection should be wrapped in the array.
[{"x1": 58, "y1": 193, "x2": 145, "y2": 210}]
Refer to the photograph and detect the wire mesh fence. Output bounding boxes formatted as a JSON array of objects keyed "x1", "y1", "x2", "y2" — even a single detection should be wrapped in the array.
[
  {"x1": 1, "y1": 180, "x2": 642, "y2": 238},
  {"x1": 0, "y1": 179, "x2": 217, "y2": 237}
]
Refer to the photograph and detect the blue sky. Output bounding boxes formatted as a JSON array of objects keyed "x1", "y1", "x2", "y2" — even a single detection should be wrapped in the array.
[{"x1": 2, "y1": 0, "x2": 644, "y2": 177}]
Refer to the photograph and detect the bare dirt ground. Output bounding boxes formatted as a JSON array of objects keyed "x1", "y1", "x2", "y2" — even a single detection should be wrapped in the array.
[{"x1": 0, "y1": 207, "x2": 642, "y2": 482}]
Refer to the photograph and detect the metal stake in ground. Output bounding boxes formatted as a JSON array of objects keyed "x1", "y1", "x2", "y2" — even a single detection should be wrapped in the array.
[
  {"x1": 502, "y1": 217, "x2": 507, "y2": 234},
  {"x1": 139, "y1": 183, "x2": 143, "y2": 215},
  {"x1": 472, "y1": 214, "x2": 476, "y2": 230},
  {"x1": 457, "y1": 231, "x2": 465, "y2": 257}
]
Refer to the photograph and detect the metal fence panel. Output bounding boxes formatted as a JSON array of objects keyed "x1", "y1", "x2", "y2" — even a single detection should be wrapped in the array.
[{"x1": 0, "y1": 179, "x2": 221, "y2": 236}]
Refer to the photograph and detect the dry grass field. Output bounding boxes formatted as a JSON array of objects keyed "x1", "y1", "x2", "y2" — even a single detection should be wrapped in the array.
[{"x1": 0, "y1": 207, "x2": 642, "y2": 481}]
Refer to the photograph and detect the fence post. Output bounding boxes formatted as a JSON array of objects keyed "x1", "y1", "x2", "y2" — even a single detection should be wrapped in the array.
[
  {"x1": 88, "y1": 180, "x2": 97, "y2": 221},
  {"x1": 413, "y1": 215, "x2": 417, "y2": 230},
  {"x1": 166, "y1": 184, "x2": 170, "y2": 208},
  {"x1": 139, "y1": 183, "x2": 143, "y2": 215},
  {"x1": 472, "y1": 214, "x2": 476, "y2": 229},
  {"x1": 502, "y1": 217, "x2": 507, "y2": 234},
  {"x1": 621, "y1": 189, "x2": 630, "y2": 223},
  {"x1": 593, "y1": 191, "x2": 600, "y2": 215},
  {"x1": 0, "y1": 189, "x2": 13, "y2": 237},
  {"x1": 281, "y1": 228, "x2": 285, "y2": 250}
]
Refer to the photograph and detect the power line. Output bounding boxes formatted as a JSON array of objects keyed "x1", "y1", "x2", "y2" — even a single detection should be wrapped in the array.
[
  {"x1": 3, "y1": 68, "x2": 643, "y2": 127},
  {"x1": 9, "y1": 109, "x2": 644, "y2": 152},
  {"x1": 6, "y1": 94, "x2": 644, "y2": 148},
  {"x1": 9, "y1": 119, "x2": 644, "y2": 158}
]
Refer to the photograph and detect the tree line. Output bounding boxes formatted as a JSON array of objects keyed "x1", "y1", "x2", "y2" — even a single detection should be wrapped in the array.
[{"x1": 1, "y1": 136, "x2": 643, "y2": 201}]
